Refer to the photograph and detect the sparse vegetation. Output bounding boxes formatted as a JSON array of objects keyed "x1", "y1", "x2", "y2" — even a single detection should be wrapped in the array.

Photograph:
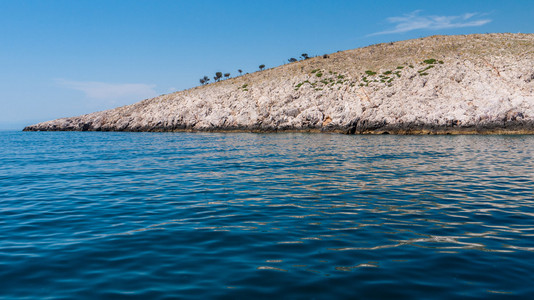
[
  {"x1": 191, "y1": 35, "x2": 485, "y2": 94},
  {"x1": 294, "y1": 80, "x2": 312, "y2": 90},
  {"x1": 294, "y1": 68, "x2": 366, "y2": 91},
  {"x1": 418, "y1": 65, "x2": 435, "y2": 73},
  {"x1": 199, "y1": 75, "x2": 210, "y2": 85}
]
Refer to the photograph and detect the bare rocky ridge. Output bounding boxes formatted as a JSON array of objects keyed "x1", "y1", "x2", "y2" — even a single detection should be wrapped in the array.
[{"x1": 24, "y1": 33, "x2": 534, "y2": 134}]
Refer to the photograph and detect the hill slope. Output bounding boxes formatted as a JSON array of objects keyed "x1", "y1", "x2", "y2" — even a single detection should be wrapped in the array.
[{"x1": 24, "y1": 33, "x2": 534, "y2": 134}]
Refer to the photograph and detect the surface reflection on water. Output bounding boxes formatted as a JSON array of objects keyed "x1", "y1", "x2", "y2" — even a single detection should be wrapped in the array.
[{"x1": 1, "y1": 132, "x2": 534, "y2": 299}]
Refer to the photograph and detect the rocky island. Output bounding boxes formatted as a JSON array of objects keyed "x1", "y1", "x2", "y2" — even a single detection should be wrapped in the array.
[{"x1": 24, "y1": 33, "x2": 534, "y2": 134}]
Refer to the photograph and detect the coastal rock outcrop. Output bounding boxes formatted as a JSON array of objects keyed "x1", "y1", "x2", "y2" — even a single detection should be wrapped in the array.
[{"x1": 24, "y1": 33, "x2": 534, "y2": 134}]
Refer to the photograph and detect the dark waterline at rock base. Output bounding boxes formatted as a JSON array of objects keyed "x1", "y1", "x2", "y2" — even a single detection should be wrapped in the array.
[{"x1": 23, "y1": 120, "x2": 534, "y2": 135}]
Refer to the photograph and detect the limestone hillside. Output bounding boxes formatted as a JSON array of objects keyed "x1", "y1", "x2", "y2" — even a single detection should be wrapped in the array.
[{"x1": 24, "y1": 33, "x2": 534, "y2": 134}]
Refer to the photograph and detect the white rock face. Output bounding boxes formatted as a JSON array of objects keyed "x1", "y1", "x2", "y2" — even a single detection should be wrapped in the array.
[{"x1": 25, "y1": 33, "x2": 534, "y2": 134}]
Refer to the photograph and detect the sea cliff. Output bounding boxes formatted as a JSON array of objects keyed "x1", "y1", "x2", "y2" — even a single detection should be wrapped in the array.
[{"x1": 24, "y1": 33, "x2": 534, "y2": 134}]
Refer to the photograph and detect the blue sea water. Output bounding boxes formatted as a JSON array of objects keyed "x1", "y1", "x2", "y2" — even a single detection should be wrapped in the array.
[{"x1": 1, "y1": 131, "x2": 534, "y2": 299}]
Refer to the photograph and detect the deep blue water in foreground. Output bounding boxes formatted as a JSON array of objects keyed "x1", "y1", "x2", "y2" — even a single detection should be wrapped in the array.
[{"x1": 1, "y1": 131, "x2": 534, "y2": 299}]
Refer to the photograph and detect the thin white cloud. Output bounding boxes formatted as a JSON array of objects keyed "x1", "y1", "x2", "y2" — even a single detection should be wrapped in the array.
[
  {"x1": 369, "y1": 11, "x2": 492, "y2": 36},
  {"x1": 56, "y1": 79, "x2": 157, "y2": 100}
]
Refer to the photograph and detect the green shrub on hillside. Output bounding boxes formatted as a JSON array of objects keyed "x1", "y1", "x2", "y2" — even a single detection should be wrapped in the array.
[{"x1": 418, "y1": 65, "x2": 435, "y2": 73}]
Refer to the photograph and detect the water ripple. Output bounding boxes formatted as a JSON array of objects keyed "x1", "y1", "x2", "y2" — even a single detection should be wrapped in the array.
[{"x1": 1, "y1": 132, "x2": 534, "y2": 299}]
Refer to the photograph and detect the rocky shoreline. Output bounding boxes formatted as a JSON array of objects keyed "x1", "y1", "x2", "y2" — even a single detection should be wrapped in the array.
[
  {"x1": 24, "y1": 33, "x2": 534, "y2": 134},
  {"x1": 23, "y1": 121, "x2": 534, "y2": 135}
]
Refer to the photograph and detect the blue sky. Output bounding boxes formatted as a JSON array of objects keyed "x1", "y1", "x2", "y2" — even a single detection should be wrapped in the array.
[{"x1": 1, "y1": 0, "x2": 533, "y2": 129}]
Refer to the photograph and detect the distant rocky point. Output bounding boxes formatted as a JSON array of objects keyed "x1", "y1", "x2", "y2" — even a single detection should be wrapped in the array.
[{"x1": 24, "y1": 33, "x2": 534, "y2": 134}]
